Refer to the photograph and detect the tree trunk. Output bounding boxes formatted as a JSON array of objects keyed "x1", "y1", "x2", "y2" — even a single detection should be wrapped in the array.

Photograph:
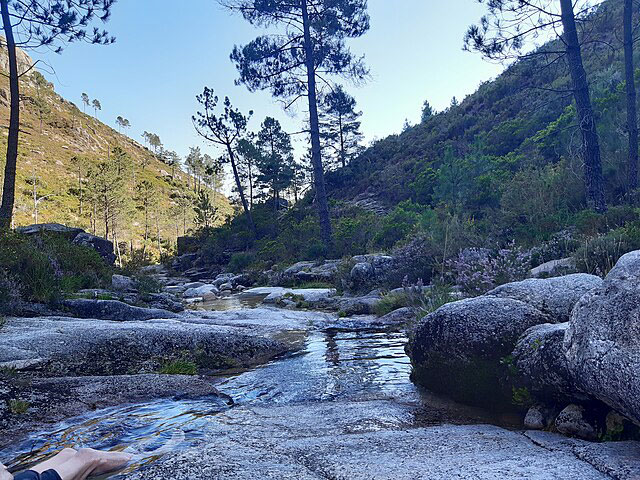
[
  {"x1": 625, "y1": 0, "x2": 638, "y2": 191},
  {"x1": 339, "y1": 114, "x2": 346, "y2": 169},
  {"x1": 560, "y1": 0, "x2": 606, "y2": 212},
  {"x1": 248, "y1": 162, "x2": 254, "y2": 210},
  {"x1": 302, "y1": 0, "x2": 333, "y2": 248},
  {"x1": 155, "y1": 210, "x2": 162, "y2": 257},
  {"x1": 0, "y1": 0, "x2": 20, "y2": 229},
  {"x1": 226, "y1": 143, "x2": 256, "y2": 235}
]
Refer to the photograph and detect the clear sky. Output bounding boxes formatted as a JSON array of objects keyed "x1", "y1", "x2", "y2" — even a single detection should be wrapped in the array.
[{"x1": 28, "y1": 0, "x2": 505, "y2": 174}]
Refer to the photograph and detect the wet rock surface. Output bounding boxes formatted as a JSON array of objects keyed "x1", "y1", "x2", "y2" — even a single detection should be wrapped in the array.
[
  {"x1": 0, "y1": 374, "x2": 226, "y2": 448},
  {"x1": 6, "y1": 266, "x2": 640, "y2": 480},
  {"x1": 125, "y1": 400, "x2": 640, "y2": 480}
]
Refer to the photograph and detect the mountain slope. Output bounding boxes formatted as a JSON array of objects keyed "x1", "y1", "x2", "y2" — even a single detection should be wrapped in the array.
[
  {"x1": 327, "y1": 0, "x2": 626, "y2": 214},
  {"x1": 0, "y1": 42, "x2": 231, "y2": 257}
]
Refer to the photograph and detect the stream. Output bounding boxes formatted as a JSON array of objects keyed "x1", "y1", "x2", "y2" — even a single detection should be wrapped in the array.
[{"x1": 2, "y1": 297, "x2": 519, "y2": 477}]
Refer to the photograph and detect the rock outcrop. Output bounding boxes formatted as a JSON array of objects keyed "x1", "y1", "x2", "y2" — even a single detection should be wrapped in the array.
[
  {"x1": 406, "y1": 296, "x2": 549, "y2": 408},
  {"x1": 16, "y1": 223, "x2": 116, "y2": 264},
  {"x1": 487, "y1": 274, "x2": 602, "y2": 322},
  {"x1": 565, "y1": 251, "x2": 640, "y2": 425},
  {"x1": 0, "y1": 316, "x2": 288, "y2": 377},
  {"x1": 512, "y1": 323, "x2": 583, "y2": 402},
  {"x1": 63, "y1": 299, "x2": 179, "y2": 321}
]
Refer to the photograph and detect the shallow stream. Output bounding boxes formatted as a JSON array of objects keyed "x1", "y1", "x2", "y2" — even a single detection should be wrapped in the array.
[{"x1": 2, "y1": 298, "x2": 518, "y2": 477}]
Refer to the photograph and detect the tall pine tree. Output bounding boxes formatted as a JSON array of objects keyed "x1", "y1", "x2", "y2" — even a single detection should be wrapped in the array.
[
  {"x1": 320, "y1": 86, "x2": 363, "y2": 170},
  {"x1": 223, "y1": 0, "x2": 370, "y2": 248},
  {"x1": 256, "y1": 117, "x2": 295, "y2": 214},
  {"x1": 193, "y1": 89, "x2": 256, "y2": 234}
]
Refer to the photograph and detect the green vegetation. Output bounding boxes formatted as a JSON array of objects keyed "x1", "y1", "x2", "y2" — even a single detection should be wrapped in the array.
[
  {"x1": 158, "y1": 359, "x2": 198, "y2": 375},
  {"x1": 181, "y1": 0, "x2": 640, "y2": 294},
  {"x1": 0, "y1": 231, "x2": 112, "y2": 311},
  {"x1": 373, "y1": 293, "x2": 410, "y2": 317},
  {"x1": 8, "y1": 399, "x2": 30, "y2": 415},
  {"x1": 0, "y1": 52, "x2": 231, "y2": 261}
]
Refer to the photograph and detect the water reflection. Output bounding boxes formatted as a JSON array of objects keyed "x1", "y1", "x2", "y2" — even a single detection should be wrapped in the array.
[{"x1": 3, "y1": 326, "x2": 414, "y2": 476}]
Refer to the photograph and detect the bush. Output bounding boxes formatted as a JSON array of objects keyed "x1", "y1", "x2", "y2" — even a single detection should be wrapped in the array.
[
  {"x1": 228, "y1": 252, "x2": 256, "y2": 273},
  {"x1": 573, "y1": 231, "x2": 629, "y2": 277},
  {"x1": 373, "y1": 292, "x2": 410, "y2": 316},
  {"x1": 447, "y1": 244, "x2": 531, "y2": 296},
  {"x1": 0, "y1": 231, "x2": 112, "y2": 309},
  {"x1": 158, "y1": 359, "x2": 198, "y2": 375}
]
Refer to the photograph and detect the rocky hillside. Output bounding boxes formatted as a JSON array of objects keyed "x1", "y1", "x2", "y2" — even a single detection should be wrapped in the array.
[{"x1": 0, "y1": 40, "x2": 231, "y2": 256}]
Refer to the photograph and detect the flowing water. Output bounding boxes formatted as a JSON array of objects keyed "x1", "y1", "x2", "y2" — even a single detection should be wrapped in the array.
[{"x1": 1, "y1": 298, "x2": 518, "y2": 477}]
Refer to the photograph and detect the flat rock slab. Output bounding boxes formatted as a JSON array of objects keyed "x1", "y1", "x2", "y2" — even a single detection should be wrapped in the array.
[
  {"x1": 0, "y1": 316, "x2": 288, "y2": 376},
  {"x1": 126, "y1": 400, "x2": 639, "y2": 480},
  {"x1": 0, "y1": 374, "x2": 227, "y2": 448},
  {"x1": 63, "y1": 299, "x2": 179, "y2": 321}
]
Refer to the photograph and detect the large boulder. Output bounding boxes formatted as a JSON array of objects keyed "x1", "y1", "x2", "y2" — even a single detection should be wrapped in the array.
[
  {"x1": 15, "y1": 223, "x2": 83, "y2": 238},
  {"x1": 406, "y1": 296, "x2": 549, "y2": 408},
  {"x1": 564, "y1": 251, "x2": 640, "y2": 425},
  {"x1": 261, "y1": 288, "x2": 337, "y2": 306},
  {"x1": 512, "y1": 323, "x2": 584, "y2": 402},
  {"x1": 0, "y1": 316, "x2": 288, "y2": 377},
  {"x1": 112, "y1": 274, "x2": 136, "y2": 292},
  {"x1": 183, "y1": 284, "x2": 219, "y2": 299},
  {"x1": 72, "y1": 232, "x2": 115, "y2": 264},
  {"x1": 349, "y1": 254, "x2": 394, "y2": 290},
  {"x1": 63, "y1": 299, "x2": 179, "y2": 321},
  {"x1": 487, "y1": 274, "x2": 602, "y2": 323}
]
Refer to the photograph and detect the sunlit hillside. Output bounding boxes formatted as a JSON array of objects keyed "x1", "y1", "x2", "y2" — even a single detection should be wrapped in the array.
[{"x1": 0, "y1": 41, "x2": 231, "y2": 257}]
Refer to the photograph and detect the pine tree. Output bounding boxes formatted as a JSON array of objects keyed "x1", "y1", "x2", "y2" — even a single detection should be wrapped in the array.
[
  {"x1": 193, "y1": 89, "x2": 256, "y2": 234},
  {"x1": 0, "y1": 0, "x2": 114, "y2": 229},
  {"x1": 256, "y1": 117, "x2": 295, "y2": 214},
  {"x1": 194, "y1": 190, "x2": 218, "y2": 230},
  {"x1": 223, "y1": 0, "x2": 370, "y2": 248},
  {"x1": 81, "y1": 93, "x2": 90, "y2": 113},
  {"x1": 421, "y1": 100, "x2": 434, "y2": 122},
  {"x1": 624, "y1": 0, "x2": 638, "y2": 191},
  {"x1": 92, "y1": 98, "x2": 102, "y2": 118},
  {"x1": 135, "y1": 180, "x2": 155, "y2": 260},
  {"x1": 320, "y1": 86, "x2": 363, "y2": 170},
  {"x1": 237, "y1": 136, "x2": 260, "y2": 210},
  {"x1": 85, "y1": 160, "x2": 125, "y2": 240},
  {"x1": 465, "y1": 0, "x2": 606, "y2": 212}
]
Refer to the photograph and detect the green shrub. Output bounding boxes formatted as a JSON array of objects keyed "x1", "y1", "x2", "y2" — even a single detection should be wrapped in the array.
[
  {"x1": 373, "y1": 292, "x2": 410, "y2": 316},
  {"x1": 8, "y1": 399, "x2": 29, "y2": 415},
  {"x1": 0, "y1": 231, "x2": 112, "y2": 308},
  {"x1": 135, "y1": 274, "x2": 162, "y2": 296},
  {"x1": 573, "y1": 231, "x2": 630, "y2": 276},
  {"x1": 228, "y1": 252, "x2": 256, "y2": 272},
  {"x1": 158, "y1": 359, "x2": 198, "y2": 375}
]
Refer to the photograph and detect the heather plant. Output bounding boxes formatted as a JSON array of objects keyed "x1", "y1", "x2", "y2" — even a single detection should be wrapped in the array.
[
  {"x1": 448, "y1": 243, "x2": 531, "y2": 296},
  {"x1": 528, "y1": 230, "x2": 581, "y2": 267}
]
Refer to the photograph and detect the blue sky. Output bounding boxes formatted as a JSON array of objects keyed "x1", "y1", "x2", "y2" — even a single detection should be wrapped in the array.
[{"x1": 29, "y1": 0, "x2": 504, "y2": 167}]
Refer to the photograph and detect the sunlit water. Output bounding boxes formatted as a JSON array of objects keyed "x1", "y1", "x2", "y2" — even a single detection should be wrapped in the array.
[{"x1": 2, "y1": 298, "x2": 416, "y2": 477}]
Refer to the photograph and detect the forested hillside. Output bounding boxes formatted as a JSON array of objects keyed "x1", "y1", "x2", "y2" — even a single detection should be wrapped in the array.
[
  {"x1": 194, "y1": 0, "x2": 640, "y2": 284},
  {"x1": 328, "y1": 0, "x2": 626, "y2": 228},
  {"x1": 0, "y1": 42, "x2": 231, "y2": 261}
]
